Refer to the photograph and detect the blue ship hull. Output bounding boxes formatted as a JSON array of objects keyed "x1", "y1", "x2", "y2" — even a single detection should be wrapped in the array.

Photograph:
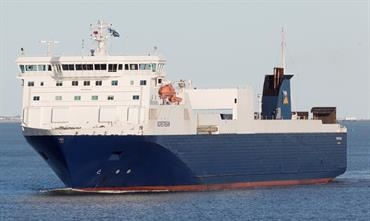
[{"x1": 25, "y1": 133, "x2": 346, "y2": 191}]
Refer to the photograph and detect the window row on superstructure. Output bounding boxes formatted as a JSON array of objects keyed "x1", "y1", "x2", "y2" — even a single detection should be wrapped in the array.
[
  {"x1": 25, "y1": 80, "x2": 147, "y2": 87},
  {"x1": 32, "y1": 95, "x2": 140, "y2": 101},
  {"x1": 19, "y1": 63, "x2": 164, "y2": 73}
]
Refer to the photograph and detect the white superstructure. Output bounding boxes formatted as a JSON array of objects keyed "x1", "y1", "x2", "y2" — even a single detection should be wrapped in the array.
[{"x1": 16, "y1": 20, "x2": 345, "y2": 136}]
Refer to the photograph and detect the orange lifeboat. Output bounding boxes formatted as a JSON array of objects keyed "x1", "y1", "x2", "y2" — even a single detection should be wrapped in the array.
[{"x1": 158, "y1": 84, "x2": 182, "y2": 104}]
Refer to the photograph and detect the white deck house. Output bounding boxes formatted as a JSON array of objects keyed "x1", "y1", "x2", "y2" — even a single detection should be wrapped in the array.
[{"x1": 16, "y1": 21, "x2": 345, "y2": 136}]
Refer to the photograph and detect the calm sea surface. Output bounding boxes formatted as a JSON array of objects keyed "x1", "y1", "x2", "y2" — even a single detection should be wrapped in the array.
[{"x1": 0, "y1": 121, "x2": 369, "y2": 220}]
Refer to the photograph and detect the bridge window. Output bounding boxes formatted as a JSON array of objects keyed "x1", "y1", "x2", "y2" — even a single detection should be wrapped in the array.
[
  {"x1": 75, "y1": 64, "x2": 82, "y2": 70},
  {"x1": 22, "y1": 64, "x2": 48, "y2": 72},
  {"x1": 108, "y1": 64, "x2": 117, "y2": 72},
  {"x1": 37, "y1": 65, "x2": 46, "y2": 71},
  {"x1": 140, "y1": 64, "x2": 153, "y2": 70},
  {"x1": 130, "y1": 64, "x2": 138, "y2": 70},
  {"x1": 53, "y1": 64, "x2": 62, "y2": 73},
  {"x1": 76, "y1": 64, "x2": 93, "y2": 71},
  {"x1": 26, "y1": 65, "x2": 37, "y2": 71},
  {"x1": 19, "y1": 65, "x2": 25, "y2": 73},
  {"x1": 152, "y1": 63, "x2": 157, "y2": 72},
  {"x1": 94, "y1": 64, "x2": 107, "y2": 70},
  {"x1": 62, "y1": 64, "x2": 75, "y2": 71},
  {"x1": 139, "y1": 64, "x2": 146, "y2": 70}
]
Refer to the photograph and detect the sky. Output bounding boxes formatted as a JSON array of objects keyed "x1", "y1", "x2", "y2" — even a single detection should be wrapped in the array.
[{"x1": 0, "y1": 0, "x2": 369, "y2": 119}]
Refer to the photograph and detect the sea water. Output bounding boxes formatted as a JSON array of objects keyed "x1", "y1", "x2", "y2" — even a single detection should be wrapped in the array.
[{"x1": 0, "y1": 121, "x2": 369, "y2": 220}]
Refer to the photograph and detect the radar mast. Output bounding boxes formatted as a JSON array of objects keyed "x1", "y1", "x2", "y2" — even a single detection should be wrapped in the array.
[
  {"x1": 90, "y1": 20, "x2": 120, "y2": 56},
  {"x1": 280, "y1": 27, "x2": 286, "y2": 69}
]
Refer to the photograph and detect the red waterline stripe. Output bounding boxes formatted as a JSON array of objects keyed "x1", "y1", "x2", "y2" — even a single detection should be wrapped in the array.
[{"x1": 77, "y1": 178, "x2": 333, "y2": 193}]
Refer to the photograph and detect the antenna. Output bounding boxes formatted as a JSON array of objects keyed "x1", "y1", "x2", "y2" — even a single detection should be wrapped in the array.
[
  {"x1": 280, "y1": 27, "x2": 286, "y2": 69},
  {"x1": 81, "y1": 39, "x2": 85, "y2": 57},
  {"x1": 90, "y1": 20, "x2": 119, "y2": 56},
  {"x1": 40, "y1": 40, "x2": 59, "y2": 56},
  {"x1": 91, "y1": 20, "x2": 109, "y2": 56},
  {"x1": 153, "y1": 46, "x2": 158, "y2": 55}
]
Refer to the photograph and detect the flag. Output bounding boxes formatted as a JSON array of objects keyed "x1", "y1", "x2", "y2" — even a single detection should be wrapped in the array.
[{"x1": 108, "y1": 28, "x2": 120, "y2": 37}]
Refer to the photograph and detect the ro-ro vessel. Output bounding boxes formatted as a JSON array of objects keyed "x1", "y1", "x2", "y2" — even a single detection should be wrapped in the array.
[{"x1": 16, "y1": 21, "x2": 346, "y2": 192}]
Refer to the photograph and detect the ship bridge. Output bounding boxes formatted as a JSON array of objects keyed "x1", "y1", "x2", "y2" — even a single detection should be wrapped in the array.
[{"x1": 16, "y1": 55, "x2": 166, "y2": 79}]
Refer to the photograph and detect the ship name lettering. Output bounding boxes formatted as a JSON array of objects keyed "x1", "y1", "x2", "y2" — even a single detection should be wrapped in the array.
[{"x1": 157, "y1": 121, "x2": 170, "y2": 127}]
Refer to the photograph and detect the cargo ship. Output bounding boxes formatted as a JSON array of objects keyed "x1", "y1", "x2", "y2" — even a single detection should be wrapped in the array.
[{"x1": 16, "y1": 21, "x2": 347, "y2": 192}]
